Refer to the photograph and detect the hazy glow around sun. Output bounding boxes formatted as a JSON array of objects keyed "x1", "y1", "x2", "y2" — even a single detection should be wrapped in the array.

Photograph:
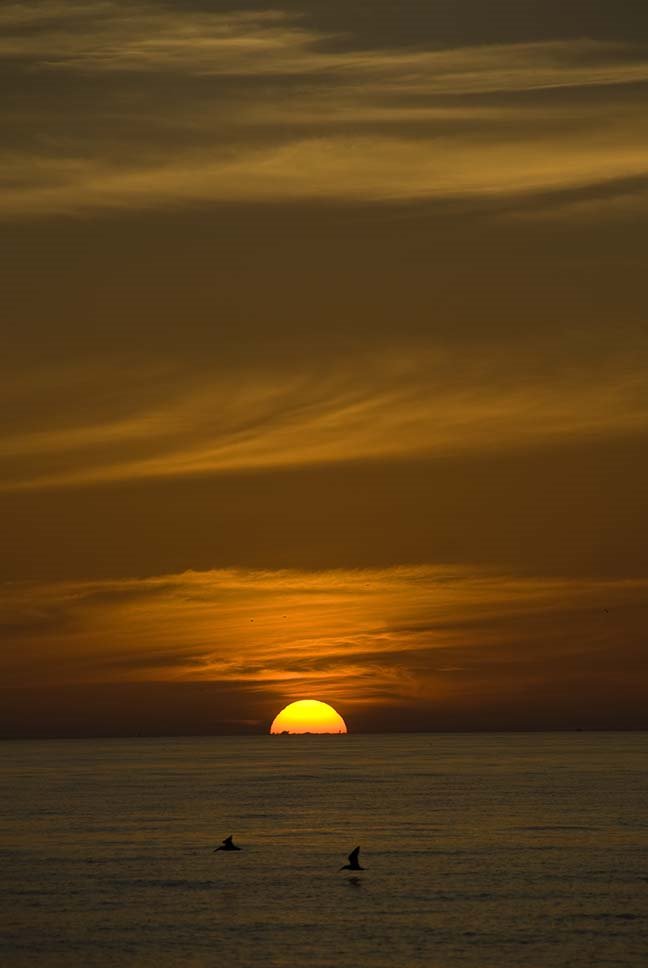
[{"x1": 270, "y1": 699, "x2": 348, "y2": 734}]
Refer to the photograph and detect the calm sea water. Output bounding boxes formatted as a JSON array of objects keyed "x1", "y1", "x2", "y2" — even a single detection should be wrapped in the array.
[{"x1": 1, "y1": 734, "x2": 647, "y2": 967}]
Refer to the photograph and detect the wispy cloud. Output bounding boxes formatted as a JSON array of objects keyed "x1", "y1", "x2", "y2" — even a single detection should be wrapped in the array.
[
  {"x1": 3, "y1": 3, "x2": 648, "y2": 94},
  {"x1": 3, "y1": 130, "x2": 648, "y2": 216},
  {"x1": 2, "y1": 351, "x2": 647, "y2": 491},
  {"x1": 2, "y1": 3, "x2": 648, "y2": 216},
  {"x1": 3, "y1": 564, "x2": 647, "y2": 713}
]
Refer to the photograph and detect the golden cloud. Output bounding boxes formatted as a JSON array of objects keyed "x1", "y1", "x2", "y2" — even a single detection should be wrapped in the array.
[
  {"x1": 2, "y1": 352, "x2": 647, "y2": 491},
  {"x1": 2, "y1": 4, "x2": 648, "y2": 216},
  {"x1": 3, "y1": 565, "x2": 647, "y2": 711}
]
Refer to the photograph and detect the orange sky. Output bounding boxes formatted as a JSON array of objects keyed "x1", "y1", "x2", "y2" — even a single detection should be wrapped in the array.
[{"x1": 1, "y1": 1, "x2": 647, "y2": 735}]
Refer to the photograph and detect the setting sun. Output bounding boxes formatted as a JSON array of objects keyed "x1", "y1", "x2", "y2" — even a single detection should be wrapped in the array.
[{"x1": 270, "y1": 700, "x2": 348, "y2": 734}]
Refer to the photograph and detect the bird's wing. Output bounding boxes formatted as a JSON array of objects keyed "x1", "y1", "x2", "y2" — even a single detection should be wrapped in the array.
[
  {"x1": 348, "y1": 846, "x2": 360, "y2": 864},
  {"x1": 223, "y1": 836, "x2": 233, "y2": 846}
]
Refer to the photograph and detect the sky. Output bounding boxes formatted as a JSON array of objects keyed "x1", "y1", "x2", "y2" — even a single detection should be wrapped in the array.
[{"x1": 2, "y1": 0, "x2": 648, "y2": 736}]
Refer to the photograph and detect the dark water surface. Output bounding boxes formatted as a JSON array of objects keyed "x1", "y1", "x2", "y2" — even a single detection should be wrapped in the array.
[{"x1": 1, "y1": 734, "x2": 647, "y2": 967}]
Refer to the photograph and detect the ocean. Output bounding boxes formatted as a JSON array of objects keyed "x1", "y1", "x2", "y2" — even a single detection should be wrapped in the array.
[{"x1": 1, "y1": 733, "x2": 646, "y2": 967}]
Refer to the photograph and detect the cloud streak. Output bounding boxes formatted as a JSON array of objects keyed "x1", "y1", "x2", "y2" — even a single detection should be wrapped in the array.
[
  {"x1": 2, "y1": 351, "x2": 648, "y2": 491},
  {"x1": 3, "y1": 131, "x2": 648, "y2": 216},
  {"x1": 2, "y1": 564, "x2": 647, "y2": 719},
  {"x1": 4, "y1": 3, "x2": 648, "y2": 94},
  {"x1": 2, "y1": 3, "x2": 648, "y2": 216}
]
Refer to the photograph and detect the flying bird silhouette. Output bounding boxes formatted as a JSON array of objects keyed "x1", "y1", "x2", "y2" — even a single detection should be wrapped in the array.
[
  {"x1": 339, "y1": 846, "x2": 364, "y2": 871},
  {"x1": 214, "y1": 835, "x2": 241, "y2": 852}
]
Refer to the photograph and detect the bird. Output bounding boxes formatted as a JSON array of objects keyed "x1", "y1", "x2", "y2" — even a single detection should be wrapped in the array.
[
  {"x1": 214, "y1": 835, "x2": 241, "y2": 852},
  {"x1": 339, "y1": 846, "x2": 364, "y2": 871}
]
